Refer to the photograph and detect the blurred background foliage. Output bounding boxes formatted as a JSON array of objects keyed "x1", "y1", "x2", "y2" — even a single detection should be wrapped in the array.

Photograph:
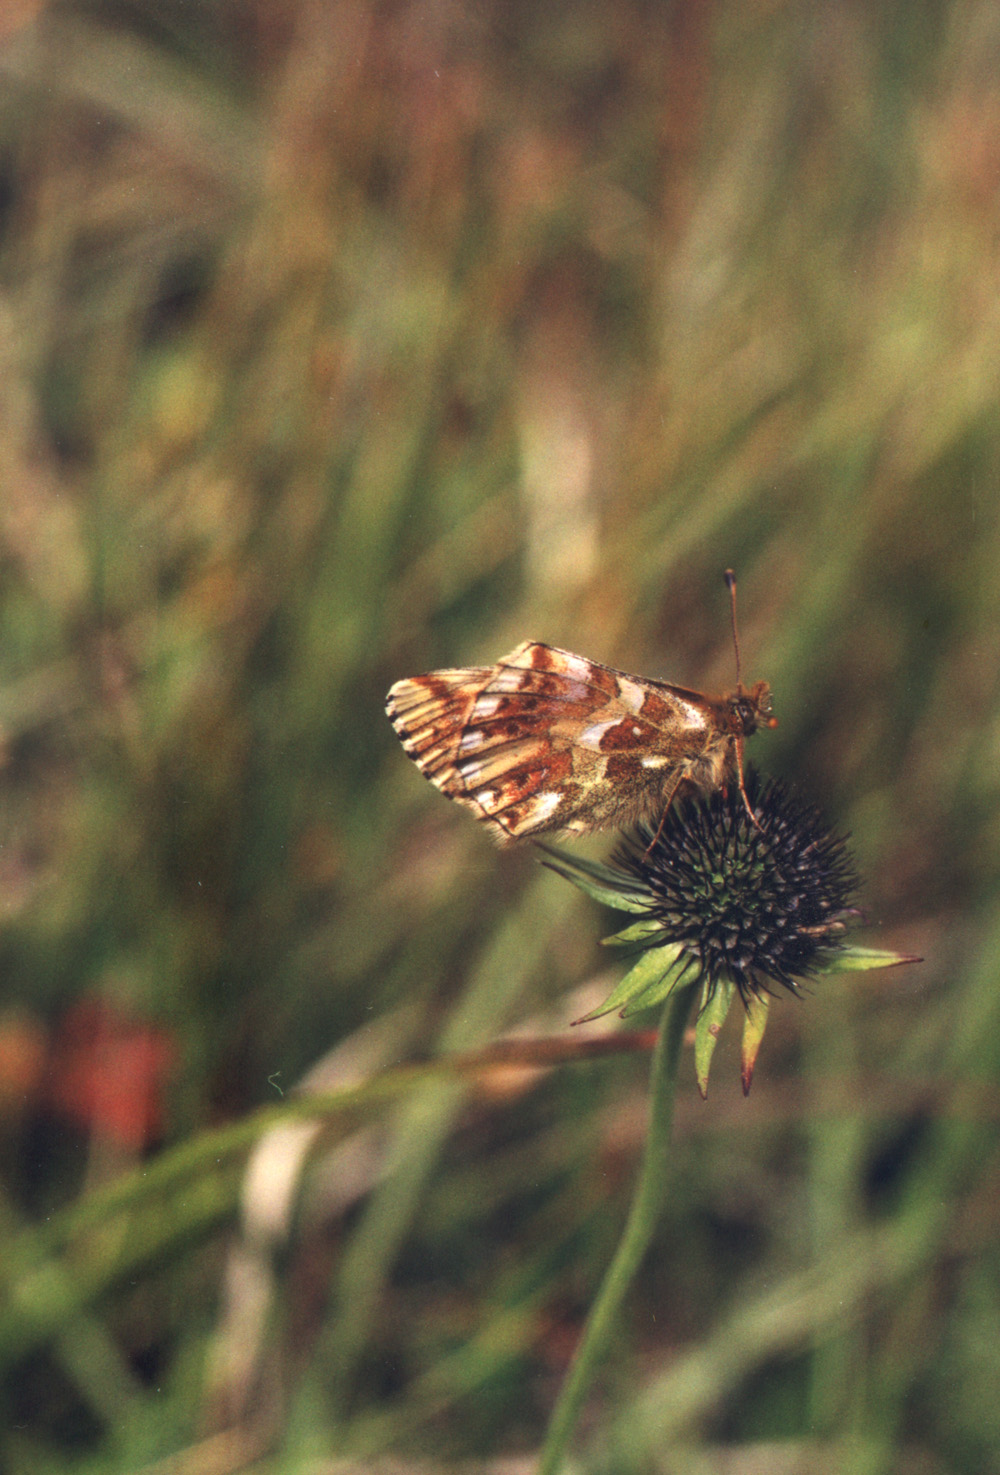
[{"x1": 0, "y1": 0, "x2": 998, "y2": 1471}]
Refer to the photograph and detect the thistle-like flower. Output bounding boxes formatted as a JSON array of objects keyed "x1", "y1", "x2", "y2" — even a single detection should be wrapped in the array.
[{"x1": 541, "y1": 771, "x2": 918, "y2": 1095}]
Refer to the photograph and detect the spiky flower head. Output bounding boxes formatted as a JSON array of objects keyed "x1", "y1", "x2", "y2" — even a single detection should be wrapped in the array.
[
  {"x1": 613, "y1": 772, "x2": 855, "y2": 1003},
  {"x1": 541, "y1": 771, "x2": 918, "y2": 1095}
]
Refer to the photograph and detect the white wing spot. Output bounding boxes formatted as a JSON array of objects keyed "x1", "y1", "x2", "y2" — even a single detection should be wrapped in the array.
[
  {"x1": 476, "y1": 789, "x2": 496, "y2": 808},
  {"x1": 676, "y1": 700, "x2": 706, "y2": 729},
  {"x1": 618, "y1": 677, "x2": 646, "y2": 713},
  {"x1": 472, "y1": 694, "x2": 501, "y2": 719},
  {"x1": 558, "y1": 653, "x2": 596, "y2": 683},
  {"x1": 490, "y1": 671, "x2": 527, "y2": 693},
  {"x1": 458, "y1": 728, "x2": 485, "y2": 752},
  {"x1": 641, "y1": 755, "x2": 671, "y2": 769},
  {"x1": 522, "y1": 791, "x2": 562, "y2": 825},
  {"x1": 578, "y1": 719, "x2": 619, "y2": 749}
]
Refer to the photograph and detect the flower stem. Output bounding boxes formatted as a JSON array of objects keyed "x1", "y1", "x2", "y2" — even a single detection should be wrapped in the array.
[{"x1": 537, "y1": 984, "x2": 696, "y2": 1475}]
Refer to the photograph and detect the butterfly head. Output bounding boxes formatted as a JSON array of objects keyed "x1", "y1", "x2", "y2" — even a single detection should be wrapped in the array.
[{"x1": 730, "y1": 680, "x2": 777, "y2": 737}]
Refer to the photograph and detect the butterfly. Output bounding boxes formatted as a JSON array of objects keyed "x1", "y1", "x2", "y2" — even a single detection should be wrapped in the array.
[{"x1": 386, "y1": 571, "x2": 776, "y2": 845}]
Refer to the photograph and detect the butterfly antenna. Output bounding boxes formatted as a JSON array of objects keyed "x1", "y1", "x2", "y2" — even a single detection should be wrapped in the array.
[{"x1": 724, "y1": 568, "x2": 742, "y2": 689}]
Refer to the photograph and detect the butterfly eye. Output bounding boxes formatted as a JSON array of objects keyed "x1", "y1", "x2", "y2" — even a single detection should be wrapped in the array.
[{"x1": 732, "y1": 697, "x2": 759, "y2": 731}]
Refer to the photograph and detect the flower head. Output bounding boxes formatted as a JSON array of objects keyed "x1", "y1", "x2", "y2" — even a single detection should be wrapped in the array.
[
  {"x1": 541, "y1": 771, "x2": 918, "y2": 1095},
  {"x1": 612, "y1": 771, "x2": 856, "y2": 1004}
]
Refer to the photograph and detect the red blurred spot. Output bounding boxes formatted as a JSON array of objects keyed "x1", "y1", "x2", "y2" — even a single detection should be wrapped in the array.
[{"x1": 47, "y1": 997, "x2": 176, "y2": 1150}]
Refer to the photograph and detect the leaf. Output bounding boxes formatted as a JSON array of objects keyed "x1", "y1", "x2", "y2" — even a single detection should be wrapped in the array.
[
  {"x1": 538, "y1": 845, "x2": 651, "y2": 914},
  {"x1": 602, "y1": 918, "x2": 665, "y2": 947},
  {"x1": 740, "y1": 992, "x2": 770, "y2": 1096},
  {"x1": 694, "y1": 979, "x2": 736, "y2": 1099},
  {"x1": 816, "y1": 945, "x2": 923, "y2": 973},
  {"x1": 574, "y1": 943, "x2": 689, "y2": 1022}
]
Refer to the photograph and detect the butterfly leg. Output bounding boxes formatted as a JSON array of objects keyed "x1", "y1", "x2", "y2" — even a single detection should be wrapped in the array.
[
  {"x1": 642, "y1": 772, "x2": 685, "y2": 858},
  {"x1": 734, "y1": 735, "x2": 765, "y2": 832}
]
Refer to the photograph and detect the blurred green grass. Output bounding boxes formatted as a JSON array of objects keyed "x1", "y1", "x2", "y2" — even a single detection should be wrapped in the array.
[{"x1": 0, "y1": 0, "x2": 999, "y2": 1471}]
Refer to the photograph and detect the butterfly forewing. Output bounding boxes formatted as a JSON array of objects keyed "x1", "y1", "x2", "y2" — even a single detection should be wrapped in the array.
[{"x1": 386, "y1": 640, "x2": 736, "y2": 843}]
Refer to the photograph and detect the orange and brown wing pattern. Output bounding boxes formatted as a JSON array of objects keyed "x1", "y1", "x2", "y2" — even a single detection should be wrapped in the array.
[{"x1": 386, "y1": 641, "x2": 725, "y2": 843}]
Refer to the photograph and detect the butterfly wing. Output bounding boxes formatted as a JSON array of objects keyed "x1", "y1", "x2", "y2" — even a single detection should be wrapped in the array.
[{"x1": 387, "y1": 641, "x2": 725, "y2": 842}]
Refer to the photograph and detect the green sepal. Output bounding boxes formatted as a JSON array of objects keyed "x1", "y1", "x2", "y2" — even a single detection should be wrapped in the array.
[
  {"x1": 537, "y1": 844, "x2": 651, "y2": 914},
  {"x1": 817, "y1": 944, "x2": 923, "y2": 973},
  {"x1": 574, "y1": 942, "x2": 689, "y2": 1023},
  {"x1": 740, "y1": 992, "x2": 770, "y2": 1096},
  {"x1": 602, "y1": 918, "x2": 665, "y2": 947},
  {"x1": 694, "y1": 978, "x2": 736, "y2": 1099}
]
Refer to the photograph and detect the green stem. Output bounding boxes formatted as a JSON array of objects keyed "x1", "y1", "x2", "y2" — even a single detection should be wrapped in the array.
[{"x1": 537, "y1": 984, "x2": 695, "y2": 1475}]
